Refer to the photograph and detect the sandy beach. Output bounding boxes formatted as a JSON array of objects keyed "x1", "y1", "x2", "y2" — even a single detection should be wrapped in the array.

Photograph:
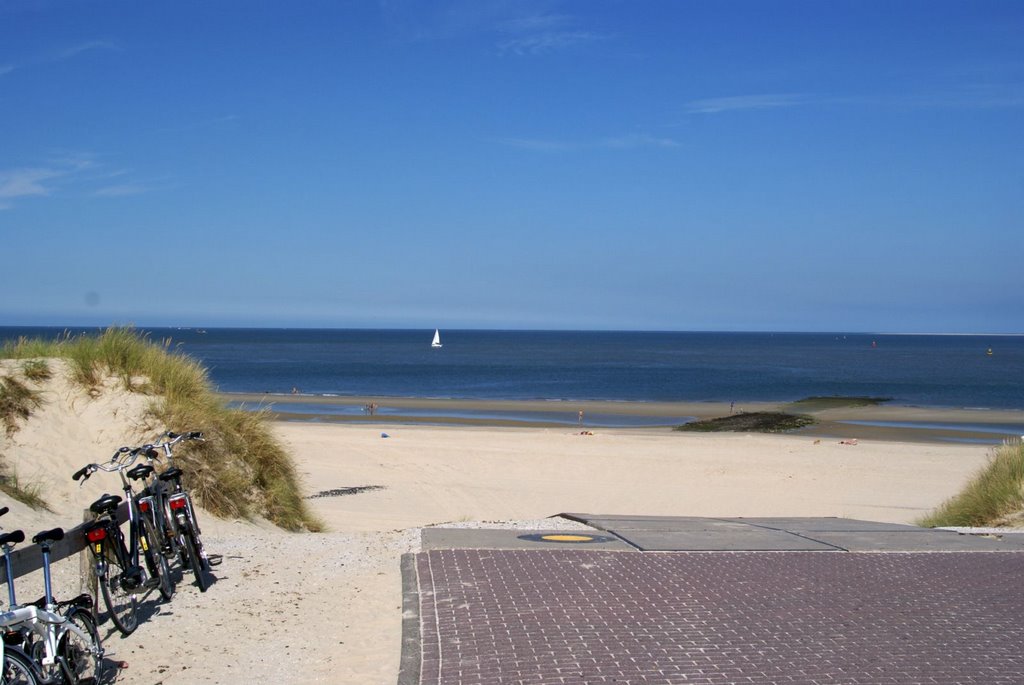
[
  {"x1": 2, "y1": 368, "x2": 1014, "y2": 683},
  {"x1": 85, "y1": 423, "x2": 998, "y2": 683}
]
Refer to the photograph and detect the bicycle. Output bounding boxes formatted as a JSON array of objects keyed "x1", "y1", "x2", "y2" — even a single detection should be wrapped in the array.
[
  {"x1": 123, "y1": 454, "x2": 175, "y2": 602},
  {"x1": 0, "y1": 524, "x2": 102, "y2": 684},
  {"x1": 0, "y1": 506, "x2": 36, "y2": 685},
  {"x1": 72, "y1": 447, "x2": 172, "y2": 636},
  {"x1": 137, "y1": 431, "x2": 219, "y2": 592}
]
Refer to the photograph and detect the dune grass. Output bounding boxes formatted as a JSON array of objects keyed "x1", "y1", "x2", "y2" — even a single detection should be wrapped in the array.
[
  {"x1": 918, "y1": 439, "x2": 1024, "y2": 528},
  {"x1": 20, "y1": 360, "x2": 52, "y2": 382},
  {"x1": 0, "y1": 375, "x2": 43, "y2": 436},
  {"x1": 0, "y1": 453, "x2": 49, "y2": 510},
  {"x1": 1, "y1": 328, "x2": 322, "y2": 532}
]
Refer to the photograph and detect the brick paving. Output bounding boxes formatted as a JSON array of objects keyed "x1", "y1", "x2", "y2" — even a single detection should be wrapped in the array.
[{"x1": 412, "y1": 549, "x2": 1024, "y2": 684}]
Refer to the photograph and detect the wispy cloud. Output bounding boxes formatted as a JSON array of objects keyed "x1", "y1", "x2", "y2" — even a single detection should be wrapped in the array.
[
  {"x1": 159, "y1": 114, "x2": 240, "y2": 133},
  {"x1": 0, "y1": 168, "x2": 66, "y2": 204},
  {"x1": 53, "y1": 40, "x2": 118, "y2": 61},
  {"x1": 497, "y1": 29, "x2": 603, "y2": 56},
  {"x1": 0, "y1": 154, "x2": 156, "y2": 209},
  {"x1": 599, "y1": 134, "x2": 679, "y2": 149},
  {"x1": 499, "y1": 133, "x2": 679, "y2": 151},
  {"x1": 0, "y1": 39, "x2": 118, "y2": 77},
  {"x1": 684, "y1": 84, "x2": 1024, "y2": 116},
  {"x1": 93, "y1": 183, "x2": 151, "y2": 198},
  {"x1": 496, "y1": 11, "x2": 605, "y2": 55},
  {"x1": 683, "y1": 94, "x2": 808, "y2": 115},
  {"x1": 906, "y1": 83, "x2": 1024, "y2": 110},
  {"x1": 379, "y1": 1, "x2": 604, "y2": 55},
  {"x1": 0, "y1": 154, "x2": 96, "y2": 208}
]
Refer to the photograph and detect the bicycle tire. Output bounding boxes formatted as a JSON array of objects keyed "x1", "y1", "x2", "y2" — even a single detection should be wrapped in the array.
[
  {"x1": 97, "y1": 545, "x2": 139, "y2": 636},
  {"x1": 181, "y1": 529, "x2": 209, "y2": 592},
  {"x1": 142, "y1": 523, "x2": 175, "y2": 601},
  {"x1": 2, "y1": 648, "x2": 39, "y2": 685},
  {"x1": 59, "y1": 608, "x2": 101, "y2": 685}
]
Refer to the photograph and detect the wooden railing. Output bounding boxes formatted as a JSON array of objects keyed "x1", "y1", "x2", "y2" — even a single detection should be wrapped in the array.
[{"x1": 0, "y1": 502, "x2": 128, "y2": 587}]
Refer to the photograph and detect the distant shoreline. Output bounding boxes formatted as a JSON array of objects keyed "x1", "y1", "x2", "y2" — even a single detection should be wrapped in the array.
[{"x1": 218, "y1": 392, "x2": 1024, "y2": 444}]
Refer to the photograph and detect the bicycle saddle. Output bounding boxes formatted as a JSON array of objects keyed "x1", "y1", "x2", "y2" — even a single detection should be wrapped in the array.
[
  {"x1": 0, "y1": 530, "x2": 25, "y2": 546},
  {"x1": 158, "y1": 467, "x2": 184, "y2": 482},
  {"x1": 127, "y1": 463, "x2": 154, "y2": 481},
  {"x1": 32, "y1": 528, "x2": 64, "y2": 545},
  {"x1": 89, "y1": 493, "x2": 123, "y2": 515}
]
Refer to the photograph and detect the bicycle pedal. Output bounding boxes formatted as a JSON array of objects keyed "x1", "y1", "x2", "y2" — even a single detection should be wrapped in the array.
[
  {"x1": 206, "y1": 554, "x2": 223, "y2": 567},
  {"x1": 143, "y1": 576, "x2": 161, "y2": 589}
]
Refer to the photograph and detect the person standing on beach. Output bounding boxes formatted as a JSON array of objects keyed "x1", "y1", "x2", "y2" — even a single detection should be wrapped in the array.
[{"x1": 578, "y1": 410, "x2": 584, "y2": 425}]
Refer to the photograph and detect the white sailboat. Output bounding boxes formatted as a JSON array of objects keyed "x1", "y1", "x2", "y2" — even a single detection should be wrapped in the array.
[{"x1": 431, "y1": 329, "x2": 443, "y2": 348}]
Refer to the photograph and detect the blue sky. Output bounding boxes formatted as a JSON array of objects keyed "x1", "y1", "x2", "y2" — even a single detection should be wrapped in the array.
[{"x1": 1, "y1": 1, "x2": 1021, "y2": 333}]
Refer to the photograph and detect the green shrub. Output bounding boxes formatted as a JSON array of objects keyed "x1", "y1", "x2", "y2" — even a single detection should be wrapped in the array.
[{"x1": 918, "y1": 439, "x2": 1024, "y2": 528}]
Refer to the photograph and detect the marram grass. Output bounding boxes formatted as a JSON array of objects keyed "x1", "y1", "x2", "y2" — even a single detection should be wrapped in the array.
[
  {"x1": 918, "y1": 439, "x2": 1024, "y2": 528},
  {"x1": 1, "y1": 328, "x2": 322, "y2": 532},
  {"x1": 0, "y1": 454, "x2": 49, "y2": 511},
  {"x1": 0, "y1": 375, "x2": 43, "y2": 436}
]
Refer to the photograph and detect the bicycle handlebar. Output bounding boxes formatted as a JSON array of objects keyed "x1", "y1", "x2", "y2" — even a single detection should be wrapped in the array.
[
  {"x1": 73, "y1": 431, "x2": 204, "y2": 482},
  {"x1": 72, "y1": 445, "x2": 146, "y2": 482},
  {"x1": 163, "y1": 431, "x2": 204, "y2": 443}
]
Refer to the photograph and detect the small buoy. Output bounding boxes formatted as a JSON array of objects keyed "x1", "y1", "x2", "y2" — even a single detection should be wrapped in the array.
[{"x1": 381, "y1": 432, "x2": 390, "y2": 438}]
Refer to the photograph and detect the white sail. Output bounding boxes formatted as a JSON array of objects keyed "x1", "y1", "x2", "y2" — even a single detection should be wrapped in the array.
[{"x1": 431, "y1": 329, "x2": 442, "y2": 348}]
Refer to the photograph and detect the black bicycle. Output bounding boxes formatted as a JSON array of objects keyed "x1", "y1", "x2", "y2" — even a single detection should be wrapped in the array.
[
  {"x1": 138, "y1": 432, "x2": 219, "y2": 591},
  {"x1": 73, "y1": 447, "x2": 172, "y2": 636}
]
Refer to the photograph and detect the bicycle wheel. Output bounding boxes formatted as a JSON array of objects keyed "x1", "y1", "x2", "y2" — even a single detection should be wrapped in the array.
[
  {"x1": 2, "y1": 648, "x2": 39, "y2": 685},
  {"x1": 181, "y1": 528, "x2": 210, "y2": 592},
  {"x1": 98, "y1": 546, "x2": 139, "y2": 636},
  {"x1": 59, "y1": 608, "x2": 101, "y2": 685},
  {"x1": 142, "y1": 525, "x2": 174, "y2": 601}
]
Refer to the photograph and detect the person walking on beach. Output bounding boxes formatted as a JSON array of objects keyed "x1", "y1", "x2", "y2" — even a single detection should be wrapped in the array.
[{"x1": 578, "y1": 410, "x2": 584, "y2": 425}]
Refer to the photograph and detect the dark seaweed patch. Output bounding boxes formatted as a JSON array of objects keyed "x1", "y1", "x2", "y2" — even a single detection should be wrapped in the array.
[{"x1": 306, "y1": 485, "x2": 386, "y2": 499}]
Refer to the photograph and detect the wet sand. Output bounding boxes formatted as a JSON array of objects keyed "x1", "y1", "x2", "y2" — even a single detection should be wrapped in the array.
[{"x1": 220, "y1": 393, "x2": 1024, "y2": 444}]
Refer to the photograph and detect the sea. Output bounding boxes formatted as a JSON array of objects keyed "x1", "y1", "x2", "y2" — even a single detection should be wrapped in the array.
[{"x1": 2, "y1": 327, "x2": 1022, "y2": 433}]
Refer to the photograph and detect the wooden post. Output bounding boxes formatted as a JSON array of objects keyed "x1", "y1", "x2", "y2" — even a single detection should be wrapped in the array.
[{"x1": 79, "y1": 508, "x2": 97, "y2": 600}]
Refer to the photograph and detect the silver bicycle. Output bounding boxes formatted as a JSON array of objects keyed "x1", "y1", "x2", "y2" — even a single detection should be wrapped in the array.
[{"x1": 0, "y1": 522, "x2": 102, "y2": 684}]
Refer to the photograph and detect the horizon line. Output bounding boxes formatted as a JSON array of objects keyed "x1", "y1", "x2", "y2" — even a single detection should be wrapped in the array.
[{"x1": 1, "y1": 324, "x2": 1021, "y2": 337}]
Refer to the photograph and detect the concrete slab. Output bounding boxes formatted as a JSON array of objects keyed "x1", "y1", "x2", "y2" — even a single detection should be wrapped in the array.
[
  {"x1": 421, "y1": 528, "x2": 632, "y2": 552},
  {"x1": 728, "y1": 516, "x2": 920, "y2": 532},
  {"x1": 810, "y1": 530, "x2": 1024, "y2": 552},
  {"x1": 614, "y1": 528, "x2": 840, "y2": 551},
  {"x1": 558, "y1": 514, "x2": 1024, "y2": 551},
  {"x1": 563, "y1": 513, "x2": 775, "y2": 533}
]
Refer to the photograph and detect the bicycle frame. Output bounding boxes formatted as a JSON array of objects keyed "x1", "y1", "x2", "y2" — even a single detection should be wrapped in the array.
[
  {"x1": 80, "y1": 449, "x2": 153, "y2": 589},
  {"x1": 0, "y1": 530, "x2": 102, "y2": 684}
]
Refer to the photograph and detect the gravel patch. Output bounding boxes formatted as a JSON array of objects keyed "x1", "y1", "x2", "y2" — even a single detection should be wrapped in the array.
[
  {"x1": 939, "y1": 526, "x2": 1024, "y2": 535},
  {"x1": 427, "y1": 516, "x2": 599, "y2": 531}
]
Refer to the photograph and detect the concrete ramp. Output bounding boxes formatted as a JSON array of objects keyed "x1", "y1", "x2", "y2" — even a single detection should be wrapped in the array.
[{"x1": 560, "y1": 513, "x2": 1024, "y2": 551}]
